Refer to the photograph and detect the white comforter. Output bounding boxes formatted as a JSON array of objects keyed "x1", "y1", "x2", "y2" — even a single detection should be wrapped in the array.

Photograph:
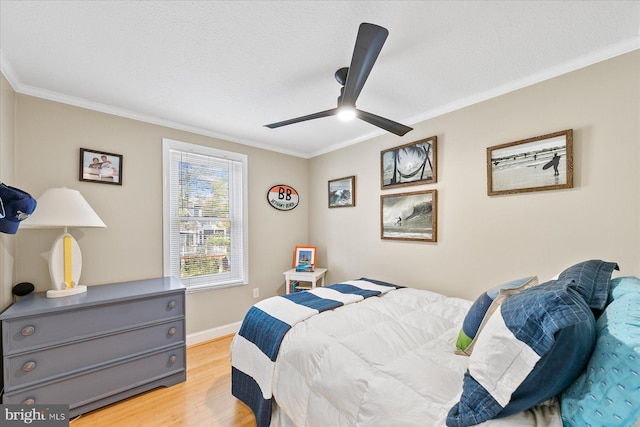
[{"x1": 269, "y1": 288, "x2": 562, "y2": 427}]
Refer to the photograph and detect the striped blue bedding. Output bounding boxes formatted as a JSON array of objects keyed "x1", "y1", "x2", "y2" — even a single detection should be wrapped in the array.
[{"x1": 231, "y1": 279, "x2": 401, "y2": 427}]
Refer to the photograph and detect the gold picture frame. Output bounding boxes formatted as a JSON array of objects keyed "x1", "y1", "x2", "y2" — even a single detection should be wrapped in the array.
[
  {"x1": 381, "y1": 136, "x2": 437, "y2": 189},
  {"x1": 381, "y1": 189, "x2": 437, "y2": 242},
  {"x1": 328, "y1": 176, "x2": 356, "y2": 208},
  {"x1": 487, "y1": 130, "x2": 573, "y2": 196}
]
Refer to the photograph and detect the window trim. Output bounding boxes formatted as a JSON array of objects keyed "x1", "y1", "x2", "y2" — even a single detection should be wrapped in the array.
[{"x1": 162, "y1": 138, "x2": 249, "y2": 292}]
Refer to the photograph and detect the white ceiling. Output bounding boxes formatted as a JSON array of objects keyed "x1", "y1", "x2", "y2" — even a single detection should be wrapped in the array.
[{"x1": 1, "y1": 1, "x2": 638, "y2": 158}]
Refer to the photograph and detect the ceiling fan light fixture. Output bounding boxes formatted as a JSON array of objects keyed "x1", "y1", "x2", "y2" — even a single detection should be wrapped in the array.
[
  {"x1": 337, "y1": 106, "x2": 356, "y2": 121},
  {"x1": 265, "y1": 23, "x2": 411, "y2": 136}
]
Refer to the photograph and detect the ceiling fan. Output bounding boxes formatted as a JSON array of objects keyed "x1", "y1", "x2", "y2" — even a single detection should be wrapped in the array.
[{"x1": 265, "y1": 23, "x2": 413, "y2": 137}]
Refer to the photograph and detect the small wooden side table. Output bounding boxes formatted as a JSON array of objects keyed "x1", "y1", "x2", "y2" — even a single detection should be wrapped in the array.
[{"x1": 283, "y1": 267, "x2": 328, "y2": 294}]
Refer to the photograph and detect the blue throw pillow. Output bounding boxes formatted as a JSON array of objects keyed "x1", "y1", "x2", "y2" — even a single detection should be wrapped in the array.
[
  {"x1": 609, "y1": 275, "x2": 640, "y2": 301},
  {"x1": 558, "y1": 259, "x2": 619, "y2": 312},
  {"x1": 561, "y1": 276, "x2": 640, "y2": 427},
  {"x1": 455, "y1": 276, "x2": 538, "y2": 355},
  {"x1": 447, "y1": 280, "x2": 596, "y2": 427}
]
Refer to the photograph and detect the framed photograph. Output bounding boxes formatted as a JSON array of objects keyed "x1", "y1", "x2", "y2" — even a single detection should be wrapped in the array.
[
  {"x1": 381, "y1": 189, "x2": 437, "y2": 242},
  {"x1": 381, "y1": 136, "x2": 437, "y2": 189},
  {"x1": 79, "y1": 148, "x2": 123, "y2": 185},
  {"x1": 487, "y1": 129, "x2": 573, "y2": 196},
  {"x1": 328, "y1": 176, "x2": 356, "y2": 208},
  {"x1": 293, "y1": 246, "x2": 316, "y2": 271}
]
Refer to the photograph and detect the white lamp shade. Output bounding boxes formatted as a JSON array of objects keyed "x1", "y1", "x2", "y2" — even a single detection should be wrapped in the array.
[{"x1": 22, "y1": 187, "x2": 106, "y2": 228}]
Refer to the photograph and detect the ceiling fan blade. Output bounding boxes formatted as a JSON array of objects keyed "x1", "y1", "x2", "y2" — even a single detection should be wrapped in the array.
[
  {"x1": 265, "y1": 108, "x2": 338, "y2": 129},
  {"x1": 357, "y1": 109, "x2": 413, "y2": 136},
  {"x1": 340, "y1": 23, "x2": 389, "y2": 107}
]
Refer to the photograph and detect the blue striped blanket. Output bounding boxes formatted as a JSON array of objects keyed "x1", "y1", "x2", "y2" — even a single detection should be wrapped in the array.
[{"x1": 231, "y1": 279, "x2": 401, "y2": 427}]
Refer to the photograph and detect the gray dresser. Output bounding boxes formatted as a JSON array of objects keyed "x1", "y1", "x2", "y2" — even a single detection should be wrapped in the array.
[{"x1": 0, "y1": 277, "x2": 186, "y2": 417}]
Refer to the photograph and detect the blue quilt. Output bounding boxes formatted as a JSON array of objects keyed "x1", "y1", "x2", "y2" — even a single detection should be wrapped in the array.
[{"x1": 231, "y1": 279, "x2": 401, "y2": 427}]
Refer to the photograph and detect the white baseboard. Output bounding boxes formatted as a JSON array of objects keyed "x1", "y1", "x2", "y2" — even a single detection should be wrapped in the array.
[{"x1": 186, "y1": 321, "x2": 242, "y2": 346}]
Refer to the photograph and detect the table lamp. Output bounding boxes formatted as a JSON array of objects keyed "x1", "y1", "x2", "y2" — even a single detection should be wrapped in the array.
[{"x1": 21, "y1": 187, "x2": 106, "y2": 298}]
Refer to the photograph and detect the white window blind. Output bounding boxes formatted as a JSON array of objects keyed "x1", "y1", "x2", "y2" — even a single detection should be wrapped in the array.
[{"x1": 162, "y1": 138, "x2": 248, "y2": 292}]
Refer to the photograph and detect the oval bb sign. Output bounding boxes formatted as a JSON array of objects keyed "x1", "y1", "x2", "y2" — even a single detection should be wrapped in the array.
[{"x1": 267, "y1": 185, "x2": 299, "y2": 211}]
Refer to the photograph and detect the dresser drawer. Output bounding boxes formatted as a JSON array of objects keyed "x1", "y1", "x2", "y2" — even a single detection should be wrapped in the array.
[
  {"x1": 2, "y1": 345, "x2": 186, "y2": 408},
  {"x1": 4, "y1": 319, "x2": 185, "y2": 390},
  {"x1": 3, "y1": 292, "x2": 184, "y2": 354}
]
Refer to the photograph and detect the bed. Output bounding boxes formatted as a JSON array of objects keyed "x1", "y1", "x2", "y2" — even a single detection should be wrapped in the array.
[{"x1": 231, "y1": 260, "x2": 640, "y2": 427}]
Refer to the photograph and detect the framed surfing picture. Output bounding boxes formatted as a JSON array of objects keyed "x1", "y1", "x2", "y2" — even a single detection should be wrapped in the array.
[
  {"x1": 380, "y1": 189, "x2": 437, "y2": 242},
  {"x1": 381, "y1": 136, "x2": 437, "y2": 189},
  {"x1": 487, "y1": 129, "x2": 573, "y2": 196},
  {"x1": 328, "y1": 176, "x2": 356, "y2": 208}
]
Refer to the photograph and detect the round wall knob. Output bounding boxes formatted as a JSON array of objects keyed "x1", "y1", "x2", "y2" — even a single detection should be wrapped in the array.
[
  {"x1": 168, "y1": 327, "x2": 177, "y2": 336},
  {"x1": 167, "y1": 300, "x2": 177, "y2": 309},
  {"x1": 21, "y1": 326, "x2": 35, "y2": 336},
  {"x1": 22, "y1": 361, "x2": 36, "y2": 372}
]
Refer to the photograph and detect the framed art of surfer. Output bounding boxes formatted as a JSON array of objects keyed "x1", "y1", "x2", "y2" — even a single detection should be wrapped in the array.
[
  {"x1": 487, "y1": 129, "x2": 573, "y2": 196},
  {"x1": 381, "y1": 136, "x2": 437, "y2": 189},
  {"x1": 328, "y1": 176, "x2": 356, "y2": 208},
  {"x1": 381, "y1": 189, "x2": 437, "y2": 242}
]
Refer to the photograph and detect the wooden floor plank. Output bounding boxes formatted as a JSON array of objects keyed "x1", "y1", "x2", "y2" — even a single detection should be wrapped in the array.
[{"x1": 70, "y1": 334, "x2": 256, "y2": 427}]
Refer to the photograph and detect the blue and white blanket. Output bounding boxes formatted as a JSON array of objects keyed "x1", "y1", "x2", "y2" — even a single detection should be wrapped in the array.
[{"x1": 231, "y1": 279, "x2": 401, "y2": 427}]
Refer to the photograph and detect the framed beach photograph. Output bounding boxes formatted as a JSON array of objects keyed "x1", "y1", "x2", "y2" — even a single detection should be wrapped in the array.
[
  {"x1": 381, "y1": 136, "x2": 437, "y2": 189},
  {"x1": 293, "y1": 246, "x2": 316, "y2": 271},
  {"x1": 328, "y1": 176, "x2": 356, "y2": 208},
  {"x1": 79, "y1": 148, "x2": 123, "y2": 185},
  {"x1": 487, "y1": 129, "x2": 573, "y2": 196},
  {"x1": 381, "y1": 190, "x2": 437, "y2": 242}
]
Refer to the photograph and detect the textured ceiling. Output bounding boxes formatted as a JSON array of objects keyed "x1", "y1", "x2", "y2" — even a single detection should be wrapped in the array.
[{"x1": 1, "y1": 1, "x2": 638, "y2": 158}]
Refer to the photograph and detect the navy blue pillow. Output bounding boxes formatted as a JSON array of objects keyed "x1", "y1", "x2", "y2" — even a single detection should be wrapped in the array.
[
  {"x1": 496, "y1": 295, "x2": 595, "y2": 417},
  {"x1": 446, "y1": 280, "x2": 596, "y2": 427},
  {"x1": 558, "y1": 259, "x2": 618, "y2": 311},
  {"x1": 456, "y1": 277, "x2": 538, "y2": 354}
]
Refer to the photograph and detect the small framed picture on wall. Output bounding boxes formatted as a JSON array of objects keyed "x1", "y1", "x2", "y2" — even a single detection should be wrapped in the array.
[
  {"x1": 79, "y1": 148, "x2": 123, "y2": 185},
  {"x1": 328, "y1": 176, "x2": 356, "y2": 208}
]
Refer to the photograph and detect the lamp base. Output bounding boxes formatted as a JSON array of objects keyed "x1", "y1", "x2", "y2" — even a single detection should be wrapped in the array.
[{"x1": 47, "y1": 285, "x2": 87, "y2": 298}]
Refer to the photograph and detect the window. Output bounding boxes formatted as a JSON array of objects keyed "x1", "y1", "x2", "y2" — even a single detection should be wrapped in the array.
[{"x1": 162, "y1": 138, "x2": 248, "y2": 292}]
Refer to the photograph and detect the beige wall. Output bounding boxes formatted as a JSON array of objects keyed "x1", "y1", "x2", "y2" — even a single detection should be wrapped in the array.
[
  {"x1": 309, "y1": 51, "x2": 640, "y2": 300},
  {"x1": 3, "y1": 51, "x2": 639, "y2": 336},
  {"x1": 11, "y1": 96, "x2": 309, "y2": 334},
  {"x1": 0, "y1": 73, "x2": 17, "y2": 309}
]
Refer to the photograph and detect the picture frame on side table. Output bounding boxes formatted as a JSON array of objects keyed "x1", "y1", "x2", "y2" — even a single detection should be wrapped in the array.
[
  {"x1": 381, "y1": 136, "x2": 437, "y2": 189},
  {"x1": 80, "y1": 148, "x2": 123, "y2": 185},
  {"x1": 293, "y1": 246, "x2": 316, "y2": 271},
  {"x1": 381, "y1": 190, "x2": 437, "y2": 242},
  {"x1": 487, "y1": 129, "x2": 573, "y2": 196},
  {"x1": 328, "y1": 176, "x2": 356, "y2": 208}
]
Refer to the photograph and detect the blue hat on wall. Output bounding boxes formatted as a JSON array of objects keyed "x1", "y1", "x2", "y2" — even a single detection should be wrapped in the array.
[{"x1": 0, "y1": 184, "x2": 37, "y2": 234}]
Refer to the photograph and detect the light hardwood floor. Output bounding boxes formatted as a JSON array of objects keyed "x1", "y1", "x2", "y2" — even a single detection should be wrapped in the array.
[{"x1": 70, "y1": 334, "x2": 256, "y2": 427}]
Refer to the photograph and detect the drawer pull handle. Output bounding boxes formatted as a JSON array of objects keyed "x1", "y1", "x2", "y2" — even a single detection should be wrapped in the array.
[
  {"x1": 168, "y1": 327, "x2": 177, "y2": 336},
  {"x1": 167, "y1": 300, "x2": 177, "y2": 309},
  {"x1": 21, "y1": 326, "x2": 35, "y2": 336},
  {"x1": 168, "y1": 355, "x2": 177, "y2": 364},
  {"x1": 22, "y1": 398, "x2": 35, "y2": 405},
  {"x1": 22, "y1": 361, "x2": 36, "y2": 372}
]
